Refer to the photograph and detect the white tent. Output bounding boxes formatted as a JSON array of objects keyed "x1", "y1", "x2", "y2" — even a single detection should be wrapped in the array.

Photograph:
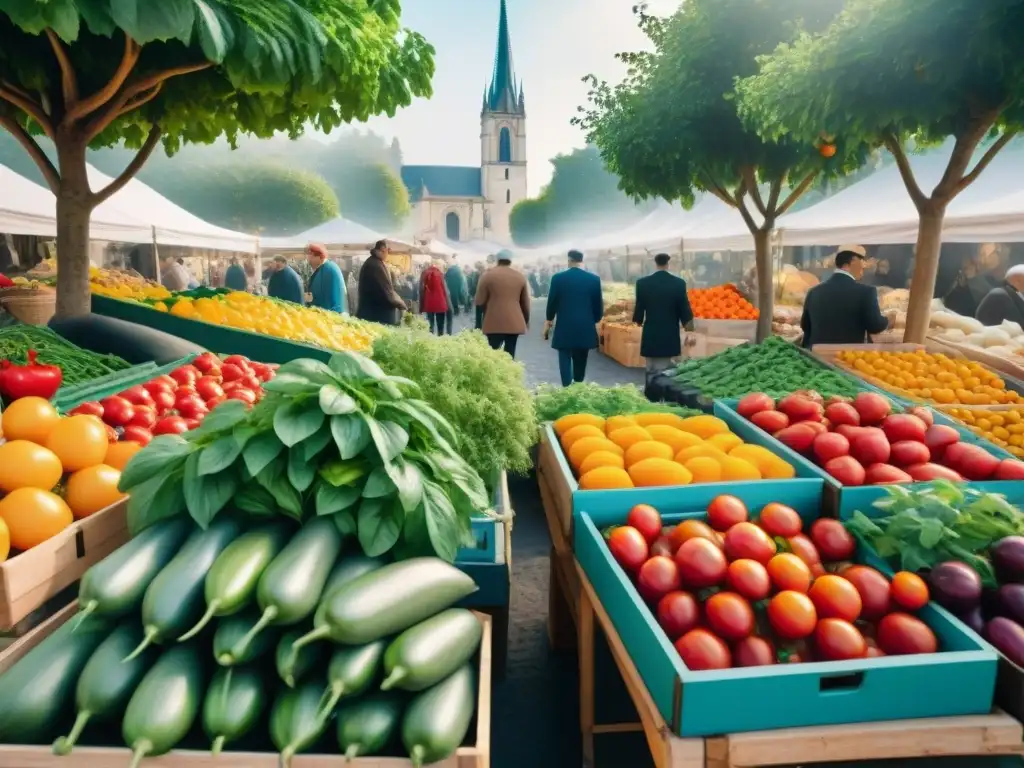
[
  {"x1": 943, "y1": 188, "x2": 1024, "y2": 243},
  {"x1": 262, "y1": 216, "x2": 415, "y2": 252}
]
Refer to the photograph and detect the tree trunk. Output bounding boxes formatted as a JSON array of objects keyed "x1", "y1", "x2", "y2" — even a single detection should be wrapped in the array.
[
  {"x1": 753, "y1": 227, "x2": 773, "y2": 342},
  {"x1": 54, "y1": 135, "x2": 94, "y2": 318},
  {"x1": 902, "y1": 203, "x2": 948, "y2": 343}
]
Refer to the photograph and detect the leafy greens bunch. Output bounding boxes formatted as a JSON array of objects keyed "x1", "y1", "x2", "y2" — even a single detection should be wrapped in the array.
[
  {"x1": 118, "y1": 352, "x2": 489, "y2": 562},
  {"x1": 533, "y1": 382, "x2": 700, "y2": 422}
]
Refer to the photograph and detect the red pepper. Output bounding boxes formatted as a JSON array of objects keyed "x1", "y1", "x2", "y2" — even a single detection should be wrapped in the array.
[{"x1": 0, "y1": 350, "x2": 63, "y2": 401}]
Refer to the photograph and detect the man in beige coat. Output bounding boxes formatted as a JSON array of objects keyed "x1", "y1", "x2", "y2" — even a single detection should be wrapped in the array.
[{"x1": 474, "y1": 249, "x2": 530, "y2": 358}]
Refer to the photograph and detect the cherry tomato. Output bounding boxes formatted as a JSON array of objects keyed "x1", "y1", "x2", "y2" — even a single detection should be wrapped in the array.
[
  {"x1": 674, "y1": 629, "x2": 732, "y2": 670},
  {"x1": 768, "y1": 591, "x2": 817, "y2": 640},
  {"x1": 656, "y1": 591, "x2": 700, "y2": 640},
  {"x1": 150, "y1": 389, "x2": 176, "y2": 414},
  {"x1": 153, "y1": 416, "x2": 189, "y2": 435},
  {"x1": 650, "y1": 535, "x2": 675, "y2": 558},
  {"x1": 767, "y1": 553, "x2": 812, "y2": 593},
  {"x1": 228, "y1": 389, "x2": 257, "y2": 405},
  {"x1": 704, "y1": 592, "x2": 755, "y2": 641},
  {"x1": 758, "y1": 503, "x2": 802, "y2": 538},
  {"x1": 192, "y1": 352, "x2": 221, "y2": 373},
  {"x1": 890, "y1": 571, "x2": 930, "y2": 611},
  {"x1": 668, "y1": 519, "x2": 719, "y2": 552},
  {"x1": 195, "y1": 377, "x2": 225, "y2": 401},
  {"x1": 877, "y1": 612, "x2": 938, "y2": 655},
  {"x1": 723, "y1": 522, "x2": 777, "y2": 564},
  {"x1": 176, "y1": 395, "x2": 209, "y2": 421},
  {"x1": 810, "y1": 519, "x2": 856, "y2": 561},
  {"x1": 144, "y1": 376, "x2": 176, "y2": 394},
  {"x1": 170, "y1": 365, "x2": 201, "y2": 387},
  {"x1": 607, "y1": 526, "x2": 649, "y2": 572},
  {"x1": 809, "y1": 575, "x2": 862, "y2": 622},
  {"x1": 183, "y1": 417, "x2": 202, "y2": 430},
  {"x1": 97, "y1": 395, "x2": 134, "y2": 427},
  {"x1": 221, "y1": 363, "x2": 246, "y2": 383},
  {"x1": 121, "y1": 425, "x2": 153, "y2": 446},
  {"x1": 841, "y1": 565, "x2": 892, "y2": 620},
  {"x1": 250, "y1": 362, "x2": 274, "y2": 382},
  {"x1": 733, "y1": 636, "x2": 776, "y2": 667},
  {"x1": 787, "y1": 533, "x2": 822, "y2": 567},
  {"x1": 627, "y1": 504, "x2": 663, "y2": 545},
  {"x1": 69, "y1": 401, "x2": 104, "y2": 418},
  {"x1": 637, "y1": 556, "x2": 681, "y2": 604},
  {"x1": 206, "y1": 395, "x2": 227, "y2": 410},
  {"x1": 129, "y1": 405, "x2": 158, "y2": 430},
  {"x1": 814, "y1": 618, "x2": 867, "y2": 661},
  {"x1": 706, "y1": 495, "x2": 748, "y2": 531},
  {"x1": 118, "y1": 385, "x2": 154, "y2": 407},
  {"x1": 674, "y1": 537, "x2": 728, "y2": 589},
  {"x1": 726, "y1": 559, "x2": 771, "y2": 601},
  {"x1": 223, "y1": 354, "x2": 252, "y2": 371}
]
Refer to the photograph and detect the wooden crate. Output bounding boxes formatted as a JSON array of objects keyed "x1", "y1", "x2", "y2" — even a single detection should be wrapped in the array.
[
  {"x1": 929, "y1": 335, "x2": 1024, "y2": 382},
  {"x1": 536, "y1": 429, "x2": 574, "y2": 542},
  {"x1": 0, "y1": 602, "x2": 492, "y2": 768},
  {"x1": 0, "y1": 498, "x2": 128, "y2": 631}
]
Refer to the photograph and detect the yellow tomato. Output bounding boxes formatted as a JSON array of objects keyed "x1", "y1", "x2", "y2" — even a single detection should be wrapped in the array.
[
  {"x1": 2, "y1": 396, "x2": 60, "y2": 443},
  {"x1": 0, "y1": 441, "x2": 64, "y2": 492},
  {"x1": 65, "y1": 464, "x2": 127, "y2": 519},
  {"x1": 0, "y1": 488, "x2": 73, "y2": 550}
]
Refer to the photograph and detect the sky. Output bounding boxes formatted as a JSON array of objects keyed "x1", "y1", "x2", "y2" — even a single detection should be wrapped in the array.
[{"x1": 360, "y1": 0, "x2": 680, "y2": 196}]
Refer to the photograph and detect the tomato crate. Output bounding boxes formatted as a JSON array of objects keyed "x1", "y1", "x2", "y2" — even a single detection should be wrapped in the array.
[
  {"x1": 53, "y1": 354, "x2": 198, "y2": 413},
  {"x1": 573, "y1": 484, "x2": 999, "y2": 737}
]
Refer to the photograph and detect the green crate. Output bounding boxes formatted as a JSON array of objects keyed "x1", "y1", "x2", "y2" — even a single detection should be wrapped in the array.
[{"x1": 55, "y1": 354, "x2": 197, "y2": 412}]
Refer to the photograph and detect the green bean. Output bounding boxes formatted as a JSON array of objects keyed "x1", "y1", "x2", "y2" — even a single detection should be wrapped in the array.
[{"x1": 0, "y1": 325, "x2": 131, "y2": 386}]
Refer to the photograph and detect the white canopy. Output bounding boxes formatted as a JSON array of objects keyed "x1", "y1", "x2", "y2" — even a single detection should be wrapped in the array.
[
  {"x1": 262, "y1": 216, "x2": 417, "y2": 253},
  {"x1": 942, "y1": 187, "x2": 1024, "y2": 243}
]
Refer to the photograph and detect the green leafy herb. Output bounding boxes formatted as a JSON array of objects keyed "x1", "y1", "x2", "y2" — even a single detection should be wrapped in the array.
[{"x1": 533, "y1": 382, "x2": 701, "y2": 422}]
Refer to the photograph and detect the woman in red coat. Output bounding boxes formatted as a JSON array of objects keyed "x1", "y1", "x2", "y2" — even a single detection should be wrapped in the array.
[{"x1": 419, "y1": 261, "x2": 450, "y2": 335}]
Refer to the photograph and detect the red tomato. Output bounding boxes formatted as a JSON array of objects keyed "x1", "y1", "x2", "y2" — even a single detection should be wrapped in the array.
[
  {"x1": 841, "y1": 565, "x2": 892, "y2": 620},
  {"x1": 768, "y1": 591, "x2": 817, "y2": 639},
  {"x1": 704, "y1": 592, "x2": 755, "y2": 641},
  {"x1": 100, "y1": 396, "x2": 135, "y2": 427},
  {"x1": 221, "y1": 363, "x2": 246, "y2": 383},
  {"x1": 153, "y1": 416, "x2": 189, "y2": 435},
  {"x1": 650, "y1": 535, "x2": 675, "y2": 558},
  {"x1": 726, "y1": 559, "x2": 771, "y2": 601},
  {"x1": 814, "y1": 618, "x2": 867, "y2": 660},
  {"x1": 228, "y1": 389, "x2": 257, "y2": 405},
  {"x1": 733, "y1": 636, "x2": 776, "y2": 667},
  {"x1": 145, "y1": 376, "x2": 177, "y2": 393},
  {"x1": 250, "y1": 362, "x2": 274, "y2": 382},
  {"x1": 808, "y1": 575, "x2": 863, "y2": 622},
  {"x1": 674, "y1": 629, "x2": 732, "y2": 671},
  {"x1": 706, "y1": 495, "x2": 748, "y2": 531},
  {"x1": 121, "y1": 425, "x2": 153, "y2": 446},
  {"x1": 787, "y1": 533, "x2": 822, "y2": 567},
  {"x1": 177, "y1": 398, "x2": 209, "y2": 421},
  {"x1": 195, "y1": 377, "x2": 225, "y2": 401},
  {"x1": 668, "y1": 519, "x2": 719, "y2": 552},
  {"x1": 810, "y1": 519, "x2": 856, "y2": 561},
  {"x1": 118, "y1": 385, "x2": 154, "y2": 407},
  {"x1": 723, "y1": 522, "x2": 777, "y2": 564},
  {"x1": 877, "y1": 612, "x2": 938, "y2": 655},
  {"x1": 69, "y1": 401, "x2": 104, "y2": 418},
  {"x1": 192, "y1": 352, "x2": 221, "y2": 373},
  {"x1": 766, "y1": 553, "x2": 812, "y2": 593},
  {"x1": 627, "y1": 504, "x2": 663, "y2": 545},
  {"x1": 150, "y1": 389, "x2": 176, "y2": 414},
  {"x1": 183, "y1": 417, "x2": 202, "y2": 430},
  {"x1": 758, "y1": 503, "x2": 802, "y2": 538},
  {"x1": 607, "y1": 526, "x2": 649, "y2": 572},
  {"x1": 170, "y1": 365, "x2": 201, "y2": 386},
  {"x1": 206, "y1": 395, "x2": 227, "y2": 410},
  {"x1": 865, "y1": 645, "x2": 886, "y2": 658},
  {"x1": 656, "y1": 591, "x2": 700, "y2": 640},
  {"x1": 223, "y1": 354, "x2": 251, "y2": 371},
  {"x1": 890, "y1": 571, "x2": 930, "y2": 611},
  {"x1": 241, "y1": 374, "x2": 262, "y2": 392},
  {"x1": 674, "y1": 537, "x2": 728, "y2": 589},
  {"x1": 637, "y1": 556, "x2": 681, "y2": 604},
  {"x1": 129, "y1": 405, "x2": 158, "y2": 430}
]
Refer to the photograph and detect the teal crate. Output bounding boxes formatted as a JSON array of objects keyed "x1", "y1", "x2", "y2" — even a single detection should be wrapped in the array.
[
  {"x1": 574, "y1": 491, "x2": 998, "y2": 736},
  {"x1": 456, "y1": 471, "x2": 511, "y2": 567}
]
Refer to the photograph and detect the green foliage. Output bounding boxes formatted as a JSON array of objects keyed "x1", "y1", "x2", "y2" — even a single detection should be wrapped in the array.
[
  {"x1": 328, "y1": 162, "x2": 410, "y2": 232},
  {"x1": 533, "y1": 382, "x2": 699, "y2": 423},
  {"x1": 509, "y1": 198, "x2": 548, "y2": 248}
]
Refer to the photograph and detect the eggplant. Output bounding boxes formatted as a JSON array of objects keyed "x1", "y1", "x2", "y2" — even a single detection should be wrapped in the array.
[
  {"x1": 999, "y1": 584, "x2": 1024, "y2": 625},
  {"x1": 928, "y1": 561, "x2": 982, "y2": 613},
  {"x1": 958, "y1": 605, "x2": 986, "y2": 636},
  {"x1": 992, "y1": 537, "x2": 1024, "y2": 584},
  {"x1": 986, "y1": 617, "x2": 1024, "y2": 668}
]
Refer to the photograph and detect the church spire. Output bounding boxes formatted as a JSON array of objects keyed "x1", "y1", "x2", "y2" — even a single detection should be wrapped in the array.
[{"x1": 485, "y1": 0, "x2": 522, "y2": 114}]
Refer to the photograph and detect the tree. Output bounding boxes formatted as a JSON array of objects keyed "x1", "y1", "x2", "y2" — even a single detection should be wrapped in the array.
[
  {"x1": 736, "y1": 0, "x2": 1024, "y2": 342},
  {"x1": 509, "y1": 198, "x2": 549, "y2": 247},
  {"x1": 574, "y1": 0, "x2": 854, "y2": 340},
  {"x1": 331, "y1": 163, "x2": 410, "y2": 232},
  {"x1": 0, "y1": 2, "x2": 434, "y2": 317}
]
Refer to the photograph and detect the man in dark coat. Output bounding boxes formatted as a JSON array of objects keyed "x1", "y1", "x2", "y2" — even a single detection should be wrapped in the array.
[
  {"x1": 801, "y1": 244, "x2": 893, "y2": 348},
  {"x1": 976, "y1": 265, "x2": 1024, "y2": 327},
  {"x1": 633, "y1": 253, "x2": 695, "y2": 381},
  {"x1": 544, "y1": 250, "x2": 603, "y2": 386},
  {"x1": 356, "y1": 240, "x2": 407, "y2": 326},
  {"x1": 266, "y1": 254, "x2": 303, "y2": 304}
]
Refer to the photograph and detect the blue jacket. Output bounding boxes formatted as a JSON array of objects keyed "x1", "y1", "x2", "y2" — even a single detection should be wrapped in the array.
[
  {"x1": 224, "y1": 263, "x2": 248, "y2": 291},
  {"x1": 268, "y1": 264, "x2": 304, "y2": 304},
  {"x1": 546, "y1": 266, "x2": 603, "y2": 350},
  {"x1": 309, "y1": 259, "x2": 346, "y2": 313},
  {"x1": 445, "y1": 266, "x2": 468, "y2": 307}
]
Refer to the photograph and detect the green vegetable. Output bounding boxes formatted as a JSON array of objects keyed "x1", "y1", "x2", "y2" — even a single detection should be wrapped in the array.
[
  {"x1": 402, "y1": 664, "x2": 476, "y2": 768},
  {"x1": 202, "y1": 666, "x2": 266, "y2": 756},
  {"x1": 317, "y1": 640, "x2": 387, "y2": 719},
  {"x1": 179, "y1": 521, "x2": 294, "y2": 640},
  {"x1": 533, "y1": 381, "x2": 700, "y2": 422},
  {"x1": 123, "y1": 644, "x2": 204, "y2": 768},
  {"x1": 126, "y1": 516, "x2": 243, "y2": 660},
  {"x1": 276, "y1": 626, "x2": 323, "y2": 688},
  {"x1": 336, "y1": 693, "x2": 405, "y2": 759},
  {"x1": 0, "y1": 613, "x2": 109, "y2": 744},
  {"x1": 0, "y1": 325, "x2": 130, "y2": 386},
  {"x1": 53, "y1": 623, "x2": 155, "y2": 755},
  {"x1": 382, "y1": 609, "x2": 482, "y2": 692},
  {"x1": 213, "y1": 609, "x2": 278, "y2": 666},
  {"x1": 270, "y1": 678, "x2": 331, "y2": 766},
  {"x1": 77, "y1": 518, "x2": 193, "y2": 624}
]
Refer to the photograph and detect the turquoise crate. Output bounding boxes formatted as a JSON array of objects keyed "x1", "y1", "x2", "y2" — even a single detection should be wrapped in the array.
[
  {"x1": 456, "y1": 471, "x2": 511, "y2": 566},
  {"x1": 574, "y1": 492, "x2": 998, "y2": 737}
]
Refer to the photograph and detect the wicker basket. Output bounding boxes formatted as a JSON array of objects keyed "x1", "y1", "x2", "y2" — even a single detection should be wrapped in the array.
[{"x1": 0, "y1": 289, "x2": 56, "y2": 325}]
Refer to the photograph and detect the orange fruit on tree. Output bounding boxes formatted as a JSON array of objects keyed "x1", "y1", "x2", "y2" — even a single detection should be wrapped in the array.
[
  {"x1": 104, "y1": 441, "x2": 143, "y2": 472},
  {"x1": 1, "y1": 396, "x2": 60, "y2": 444},
  {"x1": 0, "y1": 440, "x2": 64, "y2": 492},
  {"x1": 65, "y1": 464, "x2": 127, "y2": 519},
  {"x1": 0, "y1": 487, "x2": 73, "y2": 550},
  {"x1": 45, "y1": 415, "x2": 109, "y2": 472}
]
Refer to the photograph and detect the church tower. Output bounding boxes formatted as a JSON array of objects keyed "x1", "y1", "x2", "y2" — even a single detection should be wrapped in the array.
[{"x1": 480, "y1": 0, "x2": 526, "y2": 244}]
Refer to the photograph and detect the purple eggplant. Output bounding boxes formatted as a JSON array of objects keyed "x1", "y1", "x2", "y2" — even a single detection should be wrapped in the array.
[
  {"x1": 928, "y1": 561, "x2": 983, "y2": 613},
  {"x1": 992, "y1": 536, "x2": 1024, "y2": 584},
  {"x1": 999, "y1": 584, "x2": 1024, "y2": 625},
  {"x1": 986, "y1": 617, "x2": 1024, "y2": 668},
  {"x1": 958, "y1": 605, "x2": 986, "y2": 635}
]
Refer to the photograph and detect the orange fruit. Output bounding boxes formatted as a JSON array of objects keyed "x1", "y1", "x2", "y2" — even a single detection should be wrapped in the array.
[
  {"x1": 0, "y1": 487, "x2": 73, "y2": 550},
  {"x1": 628, "y1": 458, "x2": 693, "y2": 487},
  {"x1": 64, "y1": 464, "x2": 127, "y2": 519},
  {"x1": 633, "y1": 412, "x2": 686, "y2": 429},
  {"x1": 684, "y1": 456, "x2": 723, "y2": 483},
  {"x1": 0, "y1": 440, "x2": 63, "y2": 492},
  {"x1": 707, "y1": 432, "x2": 743, "y2": 453},
  {"x1": 568, "y1": 436, "x2": 623, "y2": 468},
  {"x1": 1, "y1": 396, "x2": 60, "y2": 444},
  {"x1": 0, "y1": 517, "x2": 8, "y2": 562},
  {"x1": 720, "y1": 456, "x2": 762, "y2": 481},
  {"x1": 578, "y1": 466, "x2": 633, "y2": 490},
  {"x1": 561, "y1": 424, "x2": 605, "y2": 452},
  {"x1": 554, "y1": 413, "x2": 604, "y2": 436},
  {"x1": 104, "y1": 441, "x2": 143, "y2": 471},
  {"x1": 645, "y1": 425, "x2": 702, "y2": 454},
  {"x1": 675, "y1": 443, "x2": 728, "y2": 464},
  {"x1": 604, "y1": 415, "x2": 638, "y2": 434},
  {"x1": 45, "y1": 415, "x2": 109, "y2": 472},
  {"x1": 624, "y1": 440, "x2": 674, "y2": 467},
  {"x1": 577, "y1": 450, "x2": 625, "y2": 476},
  {"x1": 607, "y1": 426, "x2": 652, "y2": 451}
]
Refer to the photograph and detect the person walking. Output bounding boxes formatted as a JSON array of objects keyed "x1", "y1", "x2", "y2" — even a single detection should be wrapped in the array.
[
  {"x1": 474, "y1": 249, "x2": 530, "y2": 357},
  {"x1": 356, "y1": 240, "x2": 407, "y2": 326},
  {"x1": 633, "y1": 253, "x2": 696, "y2": 382},
  {"x1": 801, "y1": 245, "x2": 894, "y2": 347},
  {"x1": 419, "y1": 260, "x2": 450, "y2": 335},
  {"x1": 224, "y1": 257, "x2": 248, "y2": 291},
  {"x1": 266, "y1": 255, "x2": 304, "y2": 304},
  {"x1": 444, "y1": 258, "x2": 468, "y2": 333},
  {"x1": 545, "y1": 250, "x2": 603, "y2": 386},
  {"x1": 305, "y1": 243, "x2": 346, "y2": 313}
]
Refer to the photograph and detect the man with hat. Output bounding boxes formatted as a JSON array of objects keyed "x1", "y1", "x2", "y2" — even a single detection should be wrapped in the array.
[
  {"x1": 801, "y1": 244, "x2": 894, "y2": 348},
  {"x1": 474, "y1": 249, "x2": 530, "y2": 357},
  {"x1": 305, "y1": 243, "x2": 346, "y2": 313},
  {"x1": 633, "y1": 253, "x2": 695, "y2": 382},
  {"x1": 545, "y1": 249, "x2": 603, "y2": 386},
  {"x1": 266, "y1": 254, "x2": 304, "y2": 304}
]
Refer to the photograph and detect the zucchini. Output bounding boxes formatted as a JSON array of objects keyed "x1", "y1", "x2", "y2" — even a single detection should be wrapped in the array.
[
  {"x1": 123, "y1": 644, "x2": 205, "y2": 768},
  {"x1": 0, "y1": 613, "x2": 109, "y2": 744},
  {"x1": 202, "y1": 666, "x2": 266, "y2": 756},
  {"x1": 179, "y1": 522, "x2": 293, "y2": 640},
  {"x1": 336, "y1": 693, "x2": 404, "y2": 760},
  {"x1": 317, "y1": 558, "x2": 477, "y2": 645},
  {"x1": 77, "y1": 517, "x2": 193, "y2": 624},
  {"x1": 53, "y1": 622, "x2": 156, "y2": 755},
  {"x1": 270, "y1": 678, "x2": 331, "y2": 767},
  {"x1": 126, "y1": 516, "x2": 243, "y2": 660},
  {"x1": 402, "y1": 664, "x2": 476, "y2": 768},
  {"x1": 317, "y1": 640, "x2": 386, "y2": 720},
  {"x1": 382, "y1": 609, "x2": 482, "y2": 692},
  {"x1": 213, "y1": 609, "x2": 277, "y2": 667},
  {"x1": 229, "y1": 516, "x2": 342, "y2": 659},
  {"x1": 276, "y1": 626, "x2": 323, "y2": 688}
]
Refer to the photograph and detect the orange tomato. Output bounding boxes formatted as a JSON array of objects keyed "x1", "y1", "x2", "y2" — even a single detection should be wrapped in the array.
[
  {"x1": 1, "y1": 396, "x2": 60, "y2": 444},
  {"x1": 0, "y1": 440, "x2": 64, "y2": 492},
  {"x1": 0, "y1": 487, "x2": 73, "y2": 550},
  {"x1": 0, "y1": 517, "x2": 8, "y2": 562},
  {"x1": 104, "y1": 441, "x2": 143, "y2": 471},
  {"x1": 65, "y1": 464, "x2": 127, "y2": 519},
  {"x1": 45, "y1": 415, "x2": 109, "y2": 472}
]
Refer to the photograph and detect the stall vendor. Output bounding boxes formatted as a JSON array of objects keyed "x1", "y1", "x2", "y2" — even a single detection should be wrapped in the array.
[
  {"x1": 801, "y1": 244, "x2": 894, "y2": 347},
  {"x1": 976, "y1": 264, "x2": 1024, "y2": 327},
  {"x1": 305, "y1": 243, "x2": 346, "y2": 313},
  {"x1": 266, "y1": 255, "x2": 304, "y2": 304}
]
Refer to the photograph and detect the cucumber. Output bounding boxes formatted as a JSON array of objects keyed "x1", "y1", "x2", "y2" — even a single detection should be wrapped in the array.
[
  {"x1": 77, "y1": 517, "x2": 193, "y2": 624},
  {"x1": 270, "y1": 678, "x2": 331, "y2": 767},
  {"x1": 0, "y1": 613, "x2": 109, "y2": 744},
  {"x1": 276, "y1": 626, "x2": 323, "y2": 688},
  {"x1": 179, "y1": 522, "x2": 293, "y2": 640},
  {"x1": 126, "y1": 516, "x2": 243, "y2": 660},
  {"x1": 317, "y1": 558, "x2": 477, "y2": 645},
  {"x1": 213, "y1": 609, "x2": 277, "y2": 667},
  {"x1": 202, "y1": 666, "x2": 266, "y2": 755},
  {"x1": 317, "y1": 640, "x2": 386, "y2": 719},
  {"x1": 402, "y1": 664, "x2": 476, "y2": 768},
  {"x1": 382, "y1": 609, "x2": 482, "y2": 692},
  {"x1": 123, "y1": 644, "x2": 205, "y2": 768},
  {"x1": 53, "y1": 623, "x2": 156, "y2": 755},
  {"x1": 336, "y1": 693, "x2": 404, "y2": 760},
  {"x1": 229, "y1": 516, "x2": 342, "y2": 660}
]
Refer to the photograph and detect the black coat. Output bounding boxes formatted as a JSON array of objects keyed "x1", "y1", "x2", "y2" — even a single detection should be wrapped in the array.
[
  {"x1": 976, "y1": 284, "x2": 1024, "y2": 327},
  {"x1": 801, "y1": 272, "x2": 889, "y2": 348},
  {"x1": 356, "y1": 256, "x2": 405, "y2": 326},
  {"x1": 633, "y1": 270, "x2": 694, "y2": 357}
]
